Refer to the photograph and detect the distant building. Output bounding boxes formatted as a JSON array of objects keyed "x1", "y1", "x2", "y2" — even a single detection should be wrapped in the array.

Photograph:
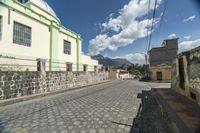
[
  {"x1": 171, "y1": 46, "x2": 200, "y2": 103},
  {"x1": 0, "y1": 0, "x2": 98, "y2": 71},
  {"x1": 149, "y1": 38, "x2": 178, "y2": 81},
  {"x1": 109, "y1": 69, "x2": 132, "y2": 80}
]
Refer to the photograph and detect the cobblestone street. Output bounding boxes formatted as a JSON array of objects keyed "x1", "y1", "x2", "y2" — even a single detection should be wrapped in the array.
[{"x1": 0, "y1": 80, "x2": 170, "y2": 133}]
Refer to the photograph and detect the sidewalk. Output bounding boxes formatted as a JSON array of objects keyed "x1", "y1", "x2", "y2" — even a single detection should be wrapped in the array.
[
  {"x1": 152, "y1": 88, "x2": 200, "y2": 133},
  {"x1": 0, "y1": 80, "x2": 111, "y2": 107}
]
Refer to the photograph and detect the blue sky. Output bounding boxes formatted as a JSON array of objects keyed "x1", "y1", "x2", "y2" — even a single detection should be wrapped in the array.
[{"x1": 46, "y1": 0, "x2": 200, "y2": 64}]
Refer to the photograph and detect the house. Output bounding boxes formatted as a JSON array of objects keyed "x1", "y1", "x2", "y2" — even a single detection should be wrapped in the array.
[
  {"x1": 148, "y1": 38, "x2": 178, "y2": 81},
  {"x1": 0, "y1": 0, "x2": 98, "y2": 72},
  {"x1": 171, "y1": 46, "x2": 200, "y2": 103},
  {"x1": 109, "y1": 69, "x2": 132, "y2": 80}
]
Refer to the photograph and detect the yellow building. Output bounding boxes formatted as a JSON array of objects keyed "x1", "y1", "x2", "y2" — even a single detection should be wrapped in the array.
[
  {"x1": 150, "y1": 65, "x2": 172, "y2": 81},
  {"x1": 149, "y1": 38, "x2": 178, "y2": 81}
]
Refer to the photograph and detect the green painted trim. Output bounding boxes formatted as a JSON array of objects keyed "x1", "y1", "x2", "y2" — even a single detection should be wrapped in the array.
[
  {"x1": 49, "y1": 26, "x2": 52, "y2": 71},
  {"x1": 60, "y1": 25, "x2": 81, "y2": 38},
  {"x1": 76, "y1": 38, "x2": 83, "y2": 71},
  {"x1": 0, "y1": 0, "x2": 81, "y2": 38},
  {"x1": 49, "y1": 25, "x2": 59, "y2": 71},
  {"x1": 0, "y1": 52, "x2": 39, "y2": 60},
  {"x1": 76, "y1": 39, "x2": 79, "y2": 71},
  {"x1": 0, "y1": 1, "x2": 50, "y2": 26},
  {"x1": 26, "y1": 2, "x2": 60, "y2": 24},
  {"x1": 59, "y1": 29, "x2": 80, "y2": 40}
]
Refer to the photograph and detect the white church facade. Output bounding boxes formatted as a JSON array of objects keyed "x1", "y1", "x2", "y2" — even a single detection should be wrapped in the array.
[{"x1": 0, "y1": 0, "x2": 98, "y2": 71}]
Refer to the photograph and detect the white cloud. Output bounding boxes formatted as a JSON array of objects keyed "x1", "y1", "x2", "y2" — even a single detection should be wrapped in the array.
[
  {"x1": 168, "y1": 33, "x2": 177, "y2": 39},
  {"x1": 179, "y1": 39, "x2": 200, "y2": 52},
  {"x1": 114, "y1": 53, "x2": 146, "y2": 64},
  {"x1": 183, "y1": 15, "x2": 196, "y2": 22},
  {"x1": 183, "y1": 36, "x2": 191, "y2": 40},
  {"x1": 89, "y1": 0, "x2": 162, "y2": 55}
]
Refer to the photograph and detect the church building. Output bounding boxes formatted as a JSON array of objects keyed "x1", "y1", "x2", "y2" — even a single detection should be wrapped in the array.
[{"x1": 0, "y1": 0, "x2": 98, "y2": 71}]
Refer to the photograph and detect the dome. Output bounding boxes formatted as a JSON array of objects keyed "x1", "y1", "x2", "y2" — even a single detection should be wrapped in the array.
[{"x1": 28, "y1": 0, "x2": 60, "y2": 21}]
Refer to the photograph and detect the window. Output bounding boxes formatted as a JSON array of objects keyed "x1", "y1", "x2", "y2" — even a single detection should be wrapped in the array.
[
  {"x1": 83, "y1": 65, "x2": 87, "y2": 72},
  {"x1": 63, "y1": 40, "x2": 71, "y2": 55},
  {"x1": 13, "y1": 21, "x2": 32, "y2": 47},
  {"x1": 66, "y1": 63, "x2": 72, "y2": 72},
  {"x1": 156, "y1": 72, "x2": 162, "y2": 81},
  {"x1": 190, "y1": 92, "x2": 197, "y2": 101},
  {"x1": 0, "y1": 16, "x2": 2, "y2": 40}
]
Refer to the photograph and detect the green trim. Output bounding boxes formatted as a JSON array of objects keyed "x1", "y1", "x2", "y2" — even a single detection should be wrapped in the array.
[
  {"x1": 76, "y1": 39, "x2": 79, "y2": 71},
  {"x1": 49, "y1": 25, "x2": 59, "y2": 71},
  {"x1": 0, "y1": 52, "x2": 39, "y2": 60},
  {"x1": 0, "y1": 0, "x2": 81, "y2": 38},
  {"x1": 49, "y1": 26, "x2": 52, "y2": 71},
  {"x1": 76, "y1": 38, "x2": 82, "y2": 71},
  {"x1": 0, "y1": 0, "x2": 85, "y2": 71},
  {"x1": 26, "y1": 2, "x2": 60, "y2": 24},
  {"x1": 0, "y1": 1, "x2": 50, "y2": 26},
  {"x1": 59, "y1": 28, "x2": 81, "y2": 40}
]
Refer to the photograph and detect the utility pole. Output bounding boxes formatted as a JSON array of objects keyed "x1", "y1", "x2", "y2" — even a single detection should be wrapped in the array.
[{"x1": 145, "y1": 53, "x2": 148, "y2": 66}]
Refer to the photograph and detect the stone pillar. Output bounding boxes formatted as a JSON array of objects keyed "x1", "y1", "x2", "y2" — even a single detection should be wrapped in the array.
[
  {"x1": 183, "y1": 55, "x2": 190, "y2": 97},
  {"x1": 37, "y1": 58, "x2": 47, "y2": 92},
  {"x1": 37, "y1": 58, "x2": 46, "y2": 75},
  {"x1": 83, "y1": 65, "x2": 88, "y2": 72},
  {"x1": 175, "y1": 58, "x2": 179, "y2": 92},
  {"x1": 94, "y1": 66, "x2": 97, "y2": 72}
]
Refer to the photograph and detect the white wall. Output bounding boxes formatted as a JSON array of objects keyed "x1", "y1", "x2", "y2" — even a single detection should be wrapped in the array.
[
  {"x1": 81, "y1": 54, "x2": 98, "y2": 71},
  {"x1": 0, "y1": 4, "x2": 98, "y2": 72},
  {"x1": 0, "y1": 6, "x2": 50, "y2": 60},
  {"x1": 58, "y1": 32, "x2": 78, "y2": 71},
  {"x1": 0, "y1": 5, "x2": 50, "y2": 71}
]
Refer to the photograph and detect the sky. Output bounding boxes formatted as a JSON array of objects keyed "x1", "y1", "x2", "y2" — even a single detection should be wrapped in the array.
[{"x1": 46, "y1": 0, "x2": 200, "y2": 64}]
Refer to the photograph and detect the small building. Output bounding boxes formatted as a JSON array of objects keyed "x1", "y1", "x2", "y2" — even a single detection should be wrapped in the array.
[
  {"x1": 149, "y1": 38, "x2": 178, "y2": 81},
  {"x1": 150, "y1": 65, "x2": 172, "y2": 81},
  {"x1": 171, "y1": 46, "x2": 200, "y2": 103},
  {"x1": 0, "y1": 0, "x2": 98, "y2": 72},
  {"x1": 109, "y1": 69, "x2": 132, "y2": 80}
]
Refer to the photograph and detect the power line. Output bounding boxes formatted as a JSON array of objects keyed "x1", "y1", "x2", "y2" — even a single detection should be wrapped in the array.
[
  {"x1": 158, "y1": 0, "x2": 168, "y2": 32},
  {"x1": 147, "y1": 0, "x2": 158, "y2": 51},
  {"x1": 145, "y1": 0, "x2": 151, "y2": 53}
]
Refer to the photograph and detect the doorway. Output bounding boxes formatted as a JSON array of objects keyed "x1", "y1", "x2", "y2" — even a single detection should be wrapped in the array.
[
  {"x1": 179, "y1": 58, "x2": 185, "y2": 89},
  {"x1": 157, "y1": 72, "x2": 162, "y2": 80}
]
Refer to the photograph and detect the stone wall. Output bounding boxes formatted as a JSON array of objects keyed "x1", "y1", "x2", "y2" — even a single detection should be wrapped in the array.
[
  {"x1": 0, "y1": 71, "x2": 109, "y2": 100},
  {"x1": 171, "y1": 46, "x2": 200, "y2": 103},
  {"x1": 171, "y1": 59, "x2": 177, "y2": 89},
  {"x1": 189, "y1": 48, "x2": 200, "y2": 100}
]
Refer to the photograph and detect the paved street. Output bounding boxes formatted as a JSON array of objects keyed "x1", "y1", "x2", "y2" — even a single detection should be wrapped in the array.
[{"x1": 0, "y1": 80, "x2": 170, "y2": 133}]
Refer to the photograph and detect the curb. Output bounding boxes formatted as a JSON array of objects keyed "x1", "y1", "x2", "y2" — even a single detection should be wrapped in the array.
[
  {"x1": 152, "y1": 88, "x2": 192, "y2": 133},
  {"x1": 0, "y1": 80, "x2": 111, "y2": 107},
  {"x1": 152, "y1": 90, "x2": 178, "y2": 133}
]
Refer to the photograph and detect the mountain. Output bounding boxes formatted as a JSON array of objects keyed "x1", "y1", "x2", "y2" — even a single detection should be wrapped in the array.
[{"x1": 91, "y1": 54, "x2": 132, "y2": 68}]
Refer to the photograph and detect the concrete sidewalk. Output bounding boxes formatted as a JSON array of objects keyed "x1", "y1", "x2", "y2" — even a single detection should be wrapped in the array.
[{"x1": 152, "y1": 88, "x2": 200, "y2": 133}]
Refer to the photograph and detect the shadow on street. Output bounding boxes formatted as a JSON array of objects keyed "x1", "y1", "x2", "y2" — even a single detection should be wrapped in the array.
[{"x1": 129, "y1": 90, "x2": 169, "y2": 133}]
